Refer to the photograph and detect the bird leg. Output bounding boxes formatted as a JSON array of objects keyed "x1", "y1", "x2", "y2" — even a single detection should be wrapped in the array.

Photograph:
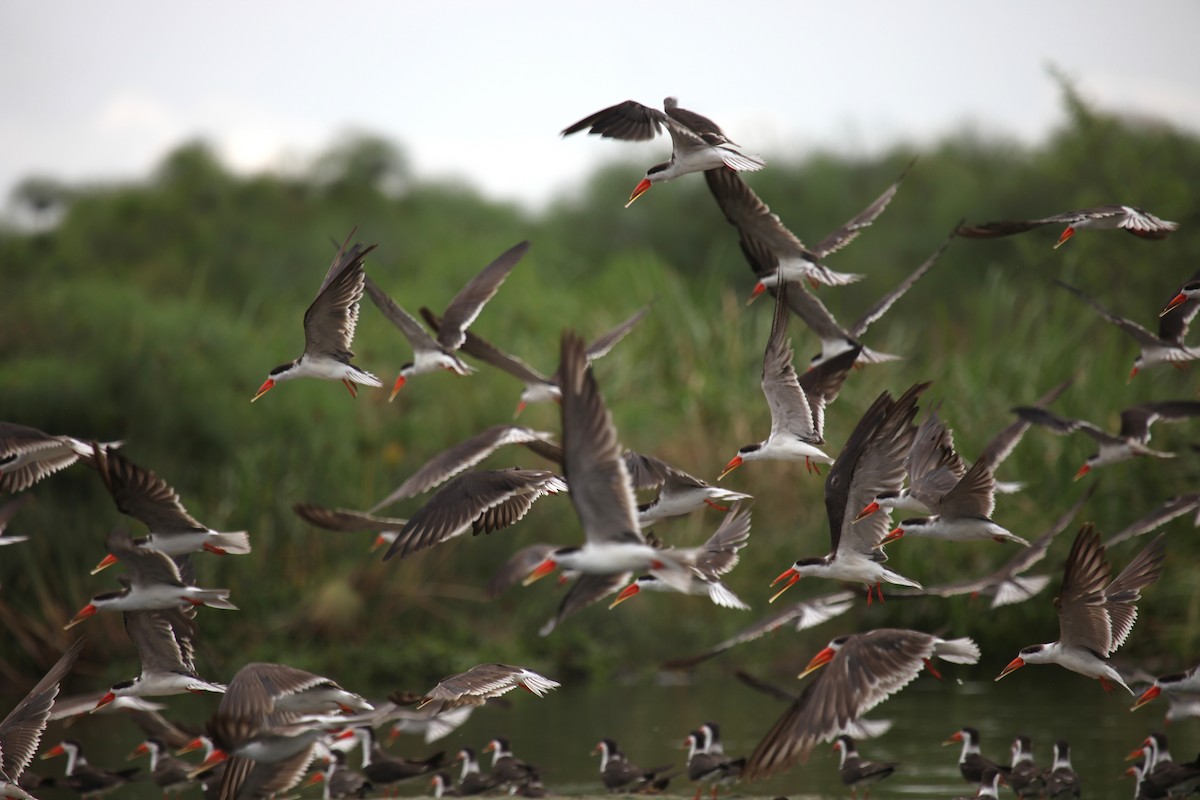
[
  {"x1": 704, "y1": 499, "x2": 731, "y2": 512},
  {"x1": 342, "y1": 378, "x2": 358, "y2": 397},
  {"x1": 692, "y1": 787, "x2": 702, "y2": 800},
  {"x1": 1099, "y1": 677, "x2": 1116, "y2": 694},
  {"x1": 711, "y1": 786, "x2": 718, "y2": 800},
  {"x1": 923, "y1": 658, "x2": 943, "y2": 680}
]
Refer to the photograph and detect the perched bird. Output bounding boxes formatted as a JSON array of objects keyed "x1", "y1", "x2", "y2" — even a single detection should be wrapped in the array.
[
  {"x1": 1016, "y1": 401, "x2": 1200, "y2": 478},
  {"x1": 89, "y1": 444, "x2": 250, "y2": 570},
  {"x1": 961, "y1": 766, "x2": 1006, "y2": 800},
  {"x1": 40, "y1": 740, "x2": 139, "y2": 798},
  {"x1": 92, "y1": 608, "x2": 226, "y2": 709},
  {"x1": 364, "y1": 240, "x2": 528, "y2": 400},
  {"x1": 684, "y1": 726, "x2": 742, "y2": 800},
  {"x1": 562, "y1": 97, "x2": 765, "y2": 207},
  {"x1": 741, "y1": 629, "x2": 979, "y2": 779},
  {"x1": 126, "y1": 738, "x2": 193, "y2": 797},
  {"x1": 706, "y1": 158, "x2": 913, "y2": 292},
  {"x1": 592, "y1": 738, "x2": 675, "y2": 793},
  {"x1": 251, "y1": 232, "x2": 380, "y2": 401},
  {"x1": 719, "y1": 282, "x2": 859, "y2": 479},
  {"x1": 451, "y1": 748, "x2": 499, "y2": 796},
  {"x1": 307, "y1": 751, "x2": 371, "y2": 800},
  {"x1": 64, "y1": 530, "x2": 238, "y2": 629},
  {"x1": 996, "y1": 526, "x2": 1166, "y2": 693},
  {"x1": 1055, "y1": 280, "x2": 1200, "y2": 379},
  {"x1": 957, "y1": 204, "x2": 1178, "y2": 247},
  {"x1": 415, "y1": 664, "x2": 560, "y2": 713},
  {"x1": 482, "y1": 738, "x2": 535, "y2": 790},
  {"x1": 0, "y1": 423, "x2": 120, "y2": 495},
  {"x1": 943, "y1": 727, "x2": 1009, "y2": 785},
  {"x1": 368, "y1": 424, "x2": 559, "y2": 512},
  {"x1": 661, "y1": 591, "x2": 855, "y2": 670},
  {"x1": 1008, "y1": 735, "x2": 1045, "y2": 799},
  {"x1": 0, "y1": 639, "x2": 83, "y2": 800},
  {"x1": 345, "y1": 727, "x2": 444, "y2": 792},
  {"x1": 422, "y1": 304, "x2": 649, "y2": 417},
  {"x1": 831, "y1": 736, "x2": 895, "y2": 800},
  {"x1": 768, "y1": 385, "x2": 927, "y2": 606},
  {"x1": 1044, "y1": 740, "x2": 1080, "y2": 799},
  {"x1": 609, "y1": 504, "x2": 752, "y2": 610}
]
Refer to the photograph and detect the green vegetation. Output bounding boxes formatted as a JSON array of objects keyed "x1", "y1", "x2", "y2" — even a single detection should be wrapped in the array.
[{"x1": 2, "y1": 85, "x2": 1199, "y2": 697}]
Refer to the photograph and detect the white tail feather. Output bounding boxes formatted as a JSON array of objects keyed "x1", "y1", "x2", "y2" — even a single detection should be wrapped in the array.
[
  {"x1": 211, "y1": 531, "x2": 251, "y2": 554},
  {"x1": 707, "y1": 581, "x2": 750, "y2": 610},
  {"x1": 720, "y1": 150, "x2": 767, "y2": 172},
  {"x1": 933, "y1": 637, "x2": 981, "y2": 665},
  {"x1": 882, "y1": 568, "x2": 922, "y2": 589},
  {"x1": 194, "y1": 590, "x2": 238, "y2": 611}
]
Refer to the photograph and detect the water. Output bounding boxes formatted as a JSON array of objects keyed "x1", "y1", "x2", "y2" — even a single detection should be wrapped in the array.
[{"x1": 23, "y1": 671, "x2": 1192, "y2": 799}]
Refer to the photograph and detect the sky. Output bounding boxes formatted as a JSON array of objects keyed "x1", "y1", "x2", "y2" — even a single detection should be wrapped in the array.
[{"x1": 2, "y1": 0, "x2": 1199, "y2": 211}]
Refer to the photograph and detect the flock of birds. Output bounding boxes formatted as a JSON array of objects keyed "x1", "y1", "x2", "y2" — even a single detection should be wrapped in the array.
[{"x1": 1, "y1": 95, "x2": 1198, "y2": 800}]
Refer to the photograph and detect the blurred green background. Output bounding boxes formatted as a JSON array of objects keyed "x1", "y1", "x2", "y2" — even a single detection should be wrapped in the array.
[{"x1": 2, "y1": 80, "x2": 1198, "y2": 703}]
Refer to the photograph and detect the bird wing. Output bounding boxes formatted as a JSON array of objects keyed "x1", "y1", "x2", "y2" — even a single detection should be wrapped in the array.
[
  {"x1": 848, "y1": 225, "x2": 953, "y2": 336},
  {"x1": 797, "y1": 344, "x2": 861, "y2": 439},
  {"x1": 660, "y1": 592, "x2": 855, "y2": 669},
  {"x1": 420, "y1": 307, "x2": 550, "y2": 385},
  {"x1": 584, "y1": 306, "x2": 651, "y2": 362},
  {"x1": 561, "y1": 100, "x2": 668, "y2": 141},
  {"x1": 0, "y1": 424, "x2": 88, "y2": 494},
  {"x1": 810, "y1": 158, "x2": 914, "y2": 258},
  {"x1": 1054, "y1": 280, "x2": 1161, "y2": 347},
  {"x1": 538, "y1": 573, "x2": 629, "y2": 637},
  {"x1": 218, "y1": 663, "x2": 331, "y2": 720},
  {"x1": 421, "y1": 665, "x2": 559, "y2": 711},
  {"x1": 363, "y1": 275, "x2": 440, "y2": 353},
  {"x1": 559, "y1": 332, "x2": 643, "y2": 547},
  {"x1": 621, "y1": 451, "x2": 675, "y2": 490},
  {"x1": 124, "y1": 609, "x2": 197, "y2": 675},
  {"x1": 105, "y1": 528, "x2": 187, "y2": 587},
  {"x1": 1118, "y1": 401, "x2": 1200, "y2": 443},
  {"x1": 663, "y1": 97, "x2": 734, "y2": 146},
  {"x1": 292, "y1": 503, "x2": 407, "y2": 533},
  {"x1": 1055, "y1": 525, "x2": 1118, "y2": 654},
  {"x1": 0, "y1": 639, "x2": 83, "y2": 781},
  {"x1": 977, "y1": 378, "x2": 1074, "y2": 470},
  {"x1": 304, "y1": 234, "x2": 375, "y2": 360},
  {"x1": 934, "y1": 459, "x2": 996, "y2": 519},
  {"x1": 1101, "y1": 533, "x2": 1166, "y2": 654},
  {"x1": 370, "y1": 424, "x2": 557, "y2": 511},
  {"x1": 93, "y1": 445, "x2": 206, "y2": 533},
  {"x1": 904, "y1": 408, "x2": 966, "y2": 505},
  {"x1": 741, "y1": 630, "x2": 935, "y2": 779},
  {"x1": 436, "y1": 241, "x2": 528, "y2": 351},
  {"x1": 692, "y1": 506, "x2": 752, "y2": 578},
  {"x1": 762, "y1": 283, "x2": 818, "y2": 442},
  {"x1": 1013, "y1": 406, "x2": 1115, "y2": 445},
  {"x1": 383, "y1": 470, "x2": 564, "y2": 560},
  {"x1": 702, "y1": 167, "x2": 811, "y2": 264},
  {"x1": 1104, "y1": 492, "x2": 1200, "y2": 547}
]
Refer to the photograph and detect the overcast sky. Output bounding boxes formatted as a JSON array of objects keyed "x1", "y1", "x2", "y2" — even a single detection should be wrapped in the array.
[{"x1": 2, "y1": 0, "x2": 1198, "y2": 209}]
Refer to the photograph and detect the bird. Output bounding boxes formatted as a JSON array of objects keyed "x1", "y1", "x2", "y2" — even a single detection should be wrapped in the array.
[
  {"x1": 451, "y1": 748, "x2": 499, "y2": 796},
  {"x1": 1160, "y1": 272, "x2": 1200, "y2": 319},
  {"x1": 889, "y1": 485, "x2": 1093, "y2": 608},
  {"x1": 421, "y1": 304, "x2": 649, "y2": 417},
  {"x1": 521, "y1": 332, "x2": 695, "y2": 592},
  {"x1": 0, "y1": 639, "x2": 83, "y2": 800},
  {"x1": 306, "y1": 751, "x2": 371, "y2": 800},
  {"x1": 624, "y1": 451, "x2": 753, "y2": 526},
  {"x1": 0, "y1": 496, "x2": 30, "y2": 547},
  {"x1": 40, "y1": 740, "x2": 140, "y2": 798},
  {"x1": 1106, "y1": 491, "x2": 1200, "y2": 547},
  {"x1": 592, "y1": 738, "x2": 675, "y2": 793},
  {"x1": 562, "y1": 97, "x2": 765, "y2": 207},
  {"x1": 381, "y1": 469, "x2": 568, "y2": 561},
  {"x1": 768, "y1": 384, "x2": 927, "y2": 606},
  {"x1": 740, "y1": 629, "x2": 979, "y2": 779},
  {"x1": 609, "y1": 503, "x2": 752, "y2": 610},
  {"x1": 1128, "y1": 733, "x2": 1200, "y2": 799},
  {"x1": 1132, "y1": 663, "x2": 1200, "y2": 712},
  {"x1": 995, "y1": 525, "x2": 1166, "y2": 693},
  {"x1": 831, "y1": 736, "x2": 895, "y2": 800},
  {"x1": 344, "y1": 727, "x2": 444, "y2": 792},
  {"x1": 706, "y1": 158, "x2": 912, "y2": 292},
  {"x1": 961, "y1": 766, "x2": 1007, "y2": 800},
  {"x1": 64, "y1": 530, "x2": 238, "y2": 629},
  {"x1": 1008, "y1": 735, "x2": 1045, "y2": 799},
  {"x1": 879, "y1": 457, "x2": 1028, "y2": 547},
  {"x1": 415, "y1": 664, "x2": 560, "y2": 713},
  {"x1": 719, "y1": 282, "x2": 860, "y2": 480},
  {"x1": 89, "y1": 444, "x2": 250, "y2": 571},
  {"x1": 943, "y1": 727, "x2": 1009, "y2": 785},
  {"x1": 683, "y1": 727, "x2": 742, "y2": 800},
  {"x1": 126, "y1": 737, "x2": 193, "y2": 797},
  {"x1": 1055, "y1": 279, "x2": 1200, "y2": 379},
  {"x1": 660, "y1": 591, "x2": 856, "y2": 670},
  {"x1": 1044, "y1": 740, "x2": 1080, "y2": 798},
  {"x1": 956, "y1": 204, "x2": 1178, "y2": 247},
  {"x1": 292, "y1": 504, "x2": 406, "y2": 553},
  {"x1": 251, "y1": 231, "x2": 380, "y2": 401},
  {"x1": 367, "y1": 423, "x2": 559, "y2": 512},
  {"x1": 694, "y1": 724, "x2": 742, "y2": 797},
  {"x1": 482, "y1": 738, "x2": 536, "y2": 790},
  {"x1": 0, "y1": 423, "x2": 121, "y2": 495},
  {"x1": 1015, "y1": 400, "x2": 1200, "y2": 478},
  {"x1": 363, "y1": 240, "x2": 528, "y2": 400},
  {"x1": 91, "y1": 608, "x2": 226, "y2": 709}
]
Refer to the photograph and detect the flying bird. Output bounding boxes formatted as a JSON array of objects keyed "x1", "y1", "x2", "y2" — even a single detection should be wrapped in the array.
[
  {"x1": 251, "y1": 231, "x2": 380, "y2": 402},
  {"x1": 957, "y1": 204, "x2": 1178, "y2": 248},
  {"x1": 416, "y1": 664, "x2": 560, "y2": 712},
  {"x1": 995, "y1": 525, "x2": 1166, "y2": 693},
  {"x1": 0, "y1": 422, "x2": 120, "y2": 495},
  {"x1": 364, "y1": 240, "x2": 528, "y2": 399},
  {"x1": 562, "y1": 97, "x2": 765, "y2": 207}
]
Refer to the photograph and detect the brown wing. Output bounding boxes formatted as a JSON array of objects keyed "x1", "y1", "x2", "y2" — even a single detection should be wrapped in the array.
[
  {"x1": 742, "y1": 630, "x2": 934, "y2": 780},
  {"x1": 1055, "y1": 525, "x2": 1116, "y2": 653},
  {"x1": 538, "y1": 573, "x2": 629, "y2": 636},
  {"x1": 797, "y1": 344, "x2": 861, "y2": 438},
  {"x1": 904, "y1": 408, "x2": 966, "y2": 506},
  {"x1": 977, "y1": 377, "x2": 1074, "y2": 471},
  {"x1": 293, "y1": 503, "x2": 407, "y2": 533},
  {"x1": 934, "y1": 459, "x2": 996, "y2": 519},
  {"x1": 561, "y1": 100, "x2": 667, "y2": 141},
  {"x1": 124, "y1": 609, "x2": 197, "y2": 675},
  {"x1": 809, "y1": 158, "x2": 914, "y2": 258},
  {"x1": 304, "y1": 234, "x2": 376, "y2": 360},
  {"x1": 436, "y1": 241, "x2": 528, "y2": 351},
  {"x1": 0, "y1": 639, "x2": 83, "y2": 781},
  {"x1": 0, "y1": 424, "x2": 86, "y2": 494},
  {"x1": 763, "y1": 282, "x2": 818, "y2": 442},
  {"x1": 94, "y1": 445, "x2": 206, "y2": 533},
  {"x1": 692, "y1": 505, "x2": 751, "y2": 578},
  {"x1": 1103, "y1": 533, "x2": 1166, "y2": 654},
  {"x1": 421, "y1": 308, "x2": 550, "y2": 386},
  {"x1": 217, "y1": 663, "x2": 330, "y2": 721}
]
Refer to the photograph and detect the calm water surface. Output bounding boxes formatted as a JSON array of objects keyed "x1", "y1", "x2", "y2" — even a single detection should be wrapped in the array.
[{"x1": 25, "y1": 674, "x2": 1193, "y2": 800}]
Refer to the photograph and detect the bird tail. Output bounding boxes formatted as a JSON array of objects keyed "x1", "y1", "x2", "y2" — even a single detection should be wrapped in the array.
[
  {"x1": 348, "y1": 366, "x2": 383, "y2": 387},
  {"x1": 209, "y1": 531, "x2": 252, "y2": 554},
  {"x1": 192, "y1": 590, "x2": 239, "y2": 611},
  {"x1": 707, "y1": 581, "x2": 750, "y2": 610},
  {"x1": 720, "y1": 149, "x2": 766, "y2": 172},
  {"x1": 881, "y1": 567, "x2": 922, "y2": 589},
  {"x1": 933, "y1": 637, "x2": 981, "y2": 665}
]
